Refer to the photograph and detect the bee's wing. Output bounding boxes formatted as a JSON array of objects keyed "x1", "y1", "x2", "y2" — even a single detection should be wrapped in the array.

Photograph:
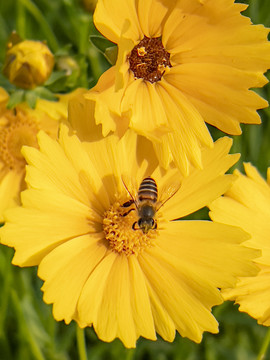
[
  {"x1": 121, "y1": 173, "x2": 139, "y2": 208},
  {"x1": 156, "y1": 180, "x2": 181, "y2": 211}
]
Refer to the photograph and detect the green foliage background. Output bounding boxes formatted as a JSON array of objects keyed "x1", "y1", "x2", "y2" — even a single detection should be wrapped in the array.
[{"x1": 0, "y1": 0, "x2": 269, "y2": 359}]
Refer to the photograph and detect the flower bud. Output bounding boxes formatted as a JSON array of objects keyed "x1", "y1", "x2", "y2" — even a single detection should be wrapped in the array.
[
  {"x1": 56, "y1": 56, "x2": 80, "y2": 76},
  {"x1": 81, "y1": 0, "x2": 97, "y2": 12},
  {"x1": 3, "y1": 40, "x2": 54, "y2": 89}
]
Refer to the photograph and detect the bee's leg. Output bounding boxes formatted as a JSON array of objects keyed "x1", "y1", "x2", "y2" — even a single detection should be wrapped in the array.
[
  {"x1": 132, "y1": 221, "x2": 139, "y2": 230},
  {"x1": 121, "y1": 199, "x2": 135, "y2": 217},
  {"x1": 122, "y1": 208, "x2": 135, "y2": 217},
  {"x1": 122, "y1": 200, "x2": 134, "y2": 208},
  {"x1": 153, "y1": 221, "x2": 157, "y2": 230}
]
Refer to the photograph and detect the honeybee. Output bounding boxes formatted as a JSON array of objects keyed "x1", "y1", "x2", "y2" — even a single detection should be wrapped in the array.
[{"x1": 121, "y1": 175, "x2": 181, "y2": 234}]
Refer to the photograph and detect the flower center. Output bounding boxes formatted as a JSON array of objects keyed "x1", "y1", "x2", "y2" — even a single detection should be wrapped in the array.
[
  {"x1": 103, "y1": 200, "x2": 157, "y2": 256},
  {"x1": 128, "y1": 36, "x2": 172, "y2": 83},
  {"x1": 0, "y1": 110, "x2": 39, "y2": 171}
]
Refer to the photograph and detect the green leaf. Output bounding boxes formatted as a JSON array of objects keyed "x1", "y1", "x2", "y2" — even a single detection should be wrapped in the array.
[
  {"x1": 104, "y1": 46, "x2": 118, "y2": 65},
  {"x1": 33, "y1": 87, "x2": 58, "y2": 102},
  {"x1": 25, "y1": 90, "x2": 38, "y2": 108},
  {"x1": 0, "y1": 72, "x2": 15, "y2": 92},
  {"x1": 44, "y1": 70, "x2": 67, "y2": 86},
  {"x1": 90, "y1": 34, "x2": 116, "y2": 54},
  {"x1": 7, "y1": 90, "x2": 25, "y2": 108}
]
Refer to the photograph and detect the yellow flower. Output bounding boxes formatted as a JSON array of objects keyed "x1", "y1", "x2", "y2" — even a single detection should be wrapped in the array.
[
  {"x1": 209, "y1": 163, "x2": 270, "y2": 326},
  {"x1": 0, "y1": 125, "x2": 259, "y2": 347},
  {"x1": 0, "y1": 87, "x2": 85, "y2": 222},
  {"x1": 84, "y1": 0, "x2": 270, "y2": 174},
  {"x1": 3, "y1": 40, "x2": 54, "y2": 89}
]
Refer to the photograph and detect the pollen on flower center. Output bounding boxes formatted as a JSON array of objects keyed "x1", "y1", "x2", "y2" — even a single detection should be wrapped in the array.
[
  {"x1": 103, "y1": 200, "x2": 157, "y2": 256},
  {"x1": 128, "y1": 36, "x2": 172, "y2": 83},
  {"x1": 0, "y1": 110, "x2": 39, "y2": 171}
]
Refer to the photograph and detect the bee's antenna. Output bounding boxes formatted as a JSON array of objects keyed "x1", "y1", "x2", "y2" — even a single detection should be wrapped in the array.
[{"x1": 121, "y1": 175, "x2": 138, "y2": 210}]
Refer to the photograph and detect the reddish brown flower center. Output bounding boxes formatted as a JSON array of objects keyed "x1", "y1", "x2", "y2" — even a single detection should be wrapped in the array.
[{"x1": 128, "y1": 36, "x2": 172, "y2": 83}]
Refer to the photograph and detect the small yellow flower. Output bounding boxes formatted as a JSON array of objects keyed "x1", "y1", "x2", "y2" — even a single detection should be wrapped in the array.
[
  {"x1": 209, "y1": 163, "x2": 270, "y2": 326},
  {"x1": 0, "y1": 87, "x2": 85, "y2": 222},
  {"x1": 3, "y1": 40, "x2": 54, "y2": 89},
  {"x1": 85, "y1": 0, "x2": 270, "y2": 174},
  {"x1": 0, "y1": 126, "x2": 259, "y2": 347}
]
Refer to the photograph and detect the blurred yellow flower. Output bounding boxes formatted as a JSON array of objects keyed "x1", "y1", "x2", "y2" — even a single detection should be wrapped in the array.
[
  {"x1": 85, "y1": 0, "x2": 270, "y2": 174},
  {"x1": 0, "y1": 126, "x2": 259, "y2": 347},
  {"x1": 3, "y1": 40, "x2": 54, "y2": 89},
  {"x1": 209, "y1": 163, "x2": 270, "y2": 326},
  {"x1": 0, "y1": 87, "x2": 10, "y2": 116},
  {"x1": 0, "y1": 87, "x2": 85, "y2": 222}
]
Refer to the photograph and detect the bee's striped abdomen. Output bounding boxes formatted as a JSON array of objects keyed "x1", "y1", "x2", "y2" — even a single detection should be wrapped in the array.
[{"x1": 138, "y1": 177, "x2": 158, "y2": 202}]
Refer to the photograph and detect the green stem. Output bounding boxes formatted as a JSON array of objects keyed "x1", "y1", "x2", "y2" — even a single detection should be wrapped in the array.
[
  {"x1": 16, "y1": 0, "x2": 26, "y2": 39},
  {"x1": 0, "y1": 249, "x2": 13, "y2": 334},
  {"x1": 257, "y1": 328, "x2": 270, "y2": 360},
  {"x1": 126, "y1": 349, "x2": 135, "y2": 360},
  {"x1": 87, "y1": 44, "x2": 104, "y2": 84},
  {"x1": 76, "y1": 326, "x2": 88, "y2": 360},
  {"x1": 17, "y1": 0, "x2": 59, "y2": 52},
  {"x1": 11, "y1": 290, "x2": 45, "y2": 360}
]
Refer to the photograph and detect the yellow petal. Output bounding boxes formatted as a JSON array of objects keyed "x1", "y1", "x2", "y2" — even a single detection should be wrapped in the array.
[
  {"x1": 158, "y1": 81, "x2": 213, "y2": 149},
  {"x1": 58, "y1": 125, "x2": 111, "y2": 212},
  {"x1": 128, "y1": 255, "x2": 156, "y2": 340},
  {"x1": 225, "y1": 168, "x2": 270, "y2": 214},
  {"x1": 209, "y1": 198, "x2": 270, "y2": 266},
  {"x1": 77, "y1": 252, "x2": 117, "y2": 327},
  {"x1": 0, "y1": 189, "x2": 93, "y2": 266},
  {"x1": 222, "y1": 266, "x2": 270, "y2": 325},
  {"x1": 156, "y1": 81, "x2": 213, "y2": 172},
  {"x1": 139, "y1": 248, "x2": 219, "y2": 342},
  {"x1": 84, "y1": 67, "x2": 128, "y2": 137},
  {"x1": 137, "y1": 0, "x2": 172, "y2": 38},
  {"x1": 81, "y1": 130, "x2": 139, "y2": 201},
  {"x1": 166, "y1": 63, "x2": 267, "y2": 134},
  {"x1": 163, "y1": 137, "x2": 239, "y2": 219},
  {"x1": 243, "y1": 162, "x2": 270, "y2": 188},
  {"x1": 143, "y1": 277, "x2": 176, "y2": 342},
  {"x1": 158, "y1": 221, "x2": 258, "y2": 289},
  {"x1": 39, "y1": 233, "x2": 106, "y2": 323},
  {"x1": 95, "y1": 255, "x2": 137, "y2": 347},
  {"x1": 68, "y1": 89, "x2": 104, "y2": 142},
  {"x1": 22, "y1": 131, "x2": 89, "y2": 206},
  {"x1": 81, "y1": 253, "x2": 138, "y2": 348},
  {"x1": 0, "y1": 170, "x2": 23, "y2": 222},
  {"x1": 209, "y1": 164, "x2": 270, "y2": 325},
  {"x1": 152, "y1": 138, "x2": 173, "y2": 170},
  {"x1": 94, "y1": 0, "x2": 142, "y2": 43},
  {"x1": 122, "y1": 78, "x2": 170, "y2": 141}
]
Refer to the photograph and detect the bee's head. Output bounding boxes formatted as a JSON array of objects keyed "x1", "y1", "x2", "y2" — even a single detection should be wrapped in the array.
[{"x1": 138, "y1": 217, "x2": 155, "y2": 233}]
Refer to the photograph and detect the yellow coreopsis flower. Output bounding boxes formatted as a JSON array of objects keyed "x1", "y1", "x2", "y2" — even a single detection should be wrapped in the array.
[
  {"x1": 84, "y1": 0, "x2": 270, "y2": 174},
  {"x1": 0, "y1": 125, "x2": 259, "y2": 347},
  {"x1": 209, "y1": 163, "x2": 270, "y2": 325},
  {"x1": 0, "y1": 87, "x2": 85, "y2": 222}
]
